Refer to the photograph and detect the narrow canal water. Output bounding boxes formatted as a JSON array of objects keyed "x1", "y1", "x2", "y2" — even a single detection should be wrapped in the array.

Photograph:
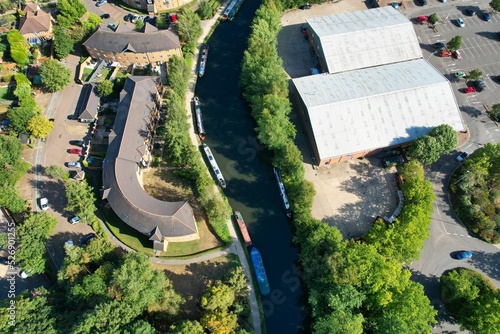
[{"x1": 194, "y1": 1, "x2": 305, "y2": 333}]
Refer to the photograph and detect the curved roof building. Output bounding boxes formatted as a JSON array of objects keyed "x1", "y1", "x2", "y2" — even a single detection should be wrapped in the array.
[{"x1": 102, "y1": 76, "x2": 199, "y2": 250}]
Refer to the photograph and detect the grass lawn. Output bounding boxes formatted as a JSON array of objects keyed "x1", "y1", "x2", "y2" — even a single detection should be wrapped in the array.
[
  {"x1": 95, "y1": 67, "x2": 111, "y2": 82},
  {"x1": 0, "y1": 86, "x2": 15, "y2": 101},
  {"x1": 82, "y1": 67, "x2": 93, "y2": 82},
  {"x1": 101, "y1": 207, "x2": 155, "y2": 256}
]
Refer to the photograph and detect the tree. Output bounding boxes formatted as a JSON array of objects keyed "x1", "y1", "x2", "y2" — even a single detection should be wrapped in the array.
[
  {"x1": 428, "y1": 13, "x2": 439, "y2": 24},
  {"x1": 27, "y1": 114, "x2": 54, "y2": 138},
  {"x1": 40, "y1": 59, "x2": 71, "y2": 92},
  {"x1": 56, "y1": 0, "x2": 87, "y2": 28},
  {"x1": 406, "y1": 135, "x2": 440, "y2": 164},
  {"x1": 429, "y1": 124, "x2": 458, "y2": 153},
  {"x1": 16, "y1": 213, "x2": 58, "y2": 274},
  {"x1": 446, "y1": 36, "x2": 462, "y2": 51},
  {"x1": 0, "y1": 0, "x2": 16, "y2": 14},
  {"x1": 493, "y1": 103, "x2": 500, "y2": 115},
  {"x1": 169, "y1": 320, "x2": 204, "y2": 334},
  {"x1": 197, "y1": 1, "x2": 214, "y2": 20},
  {"x1": 13, "y1": 73, "x2": 32, "y2": 101},
  {"x1": 135, "y1": 18, "x2": 144, "y2": 31},
  {"x1": 491, "y1": 0, "x2": 500, "y2": 12},
  {"x1": 200, "y1": 281, "x2": 236, "y2": 311},
  {"x1": 6, "y1": 29, "x2": 30, "y2": 66},
  {"x1": 176, "y1": 7, "x2": 202, "y2": 51},
  {"x1": 465, "y1": 69, "x2": 483, "y2": 81},
  {"x1": 45, "y1": 165, "x2": 70, "y2": 180},
  {"x1": 111, "y1": 253, "x2": 182, "y2": 314},
  {"x1": 54, "y1": 27, "x2": 74, "y2": 59},
  {"x1": 65, "y1": 180, "x2": 97, "y2": 224},
  {"x1": 200, "y1": 310, "x2": 238, "y2": 334},
  {"x1": 97, "y1": 80, "x2": 113, "y2": 97},
  {"x1": 8, "y1": 104, "x2": 36, "y2": 134}
]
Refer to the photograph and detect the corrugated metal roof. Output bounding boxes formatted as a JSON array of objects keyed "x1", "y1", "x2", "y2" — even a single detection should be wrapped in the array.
[
  {"x1": 307, "y1": 7, "x2": 422, "y2": 73},
  {"x1": 293, "y1": 59, "x2": 465, "y2": 160}
]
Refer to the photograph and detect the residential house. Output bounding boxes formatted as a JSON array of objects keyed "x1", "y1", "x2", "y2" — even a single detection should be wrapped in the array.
[
  {"x1": 19, "y1": 3, "x2": 53, "y2": 46},
  {"x1": 78, "y1": 83, "x2": 100, "y2": 123}
]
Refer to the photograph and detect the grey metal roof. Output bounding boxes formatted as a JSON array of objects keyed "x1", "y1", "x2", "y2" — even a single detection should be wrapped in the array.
[
  {"x1": 307, "y1": 7, "x2": 422, "y2": 73},
  {"x1": 83, "y1": 23, "x2": 180, "y2": 54},
  {"x1": 102, "y1": 76, "x2": 198, "y2": 239},
  {"x1": 293, "y1": 59, "x2": 465, "y2": 160}
]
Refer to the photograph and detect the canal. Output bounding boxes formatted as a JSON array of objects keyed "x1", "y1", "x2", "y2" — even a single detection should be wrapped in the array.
[{"x1": 194, "y1": 1, "x2": 305, "y2": 333}]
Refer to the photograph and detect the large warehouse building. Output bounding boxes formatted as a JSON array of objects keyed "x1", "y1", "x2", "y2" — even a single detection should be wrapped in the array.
[
  {"x1": 293, "y1": 59, "x2": 466, "y2": 165},
  {"x1": 294, "y1": 7, "x2": 465, "y2": 165},
  {"x1": 307, "y1": 7, "x2": 422, "y2": 74}
]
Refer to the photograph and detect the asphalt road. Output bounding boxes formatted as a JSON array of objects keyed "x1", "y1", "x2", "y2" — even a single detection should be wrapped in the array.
[{"x1": 405, "y1": 1, "x2": 500, "y2": 332}]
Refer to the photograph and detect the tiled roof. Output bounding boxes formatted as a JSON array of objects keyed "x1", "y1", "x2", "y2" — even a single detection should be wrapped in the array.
[
  {"x1": 19, "y1": 7, "x2": 51, "y2": 35},
  {"x1": 78, "y1": 84, "x2": 100, "y2": 121},
  {"x1": 102, "y1": 76, "x2": 198, "y2": 240},
  {"x1": 83, "y1": 23, "x2": 180, "y2": 54}
]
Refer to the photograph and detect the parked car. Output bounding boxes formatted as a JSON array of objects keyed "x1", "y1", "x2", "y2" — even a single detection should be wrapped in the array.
[
  {"x1": 107, "y1": 23, "x2": 117, "y2": 31},
  {"x1": 453, "y1": 50, "x2": 461, "y2": 59},
  {"x1": 100, "y1": 13, "x2": 110, "y2": 19},
  {"x1": 40, "y1": 197, "x2": 49, "y2": 210},
  {"x1": 419, "y1": 0, "x2": 428, "y2": 6},
  {"x1": 390, "y1": 2, "x2": 399, "y2": 9},
  {"x1": 464, "y1": 87, "x2": 476, "y2": 94},
  {"x1": 0, "y1": 257, "x2": 8, "y2": 265},
  {"x1": 96, "y1": 0, "x2": 107, "y2": 6},
  {"x1": 69, "y1": 148, "x2": 82, "y2": 155},
  {"x1": 310, "y1": 68, "x2": 320, "y2": 75},
  {"x1": 473, "y1": 80, "x2": 487, "y2": 92},
  {"x1": 70, "y1": 216, "x2": 80, "y2": 224},
  {"x1": 433, "y1": 42, "x2": 445, "y2": 49},
  {"x1": 416, "y1": 16, "x2": 428, "y2": 22},
  {"x1": 456, "y1": 151, "x2": 469, "y2": 161},
  {"x1": 483, "y1": 12, "x2": 491, "y2": 21},
  {"x1": 382, "y1": 155, "x2": 404, "y2": 168},
  {"x1": 131, "y1": 15, "x2": 139, "y2": 23},
  {"x1": 464, "y1": 8, "x2": 476, "y2": 16},
  {"x1": 299, "y1": 3, "x2": 311, "y2": 9},
  {"x1": 440, "y1": 50, "x2": 452, "y2": 57},
  {"x1": 456, "y1": 18, "x2": 465, "y2": 28},
  {"x1": 67, "y1": 161, "x2": 82, "y2": 168},
  {"x1": 82, "y1": 233, "x2": 98, "y2": 246},
  {"x1": 69, "y1": 140, "x2": 86, "y2": 147},
  {"x1": 124, "y1": 14, "x2": 132, "y2": 21},
  {"x1": 455, "y1": 250, "x2": 472, "y2": 260},
  {"x1": 454, "y1": 71, "x2": 465, "y2": 78}
]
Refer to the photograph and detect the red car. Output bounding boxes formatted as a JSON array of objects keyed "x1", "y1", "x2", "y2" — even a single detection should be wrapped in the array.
[
  {"x1": 464, "y1": 87, "x2": 476, "y2": 94},
  {"x1": 416, "y1": 16, "x2": 428, "y2": 22},
  {"x1": 69, "y1": 148, "x2": 82, "y2": 154}
]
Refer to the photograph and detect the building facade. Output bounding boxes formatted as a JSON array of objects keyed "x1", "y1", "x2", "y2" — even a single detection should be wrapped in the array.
[{"x1": 121, "y1": 0, "x2": 189, "y2": 14}]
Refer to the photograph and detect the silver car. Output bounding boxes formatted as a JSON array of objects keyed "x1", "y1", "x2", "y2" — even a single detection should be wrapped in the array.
[
  {"x1": 457, "y1": 18, "x2": 465, "y2": 28},
  {"x1": 67, "y1": 161, "x2": 82, "y2": 168}
]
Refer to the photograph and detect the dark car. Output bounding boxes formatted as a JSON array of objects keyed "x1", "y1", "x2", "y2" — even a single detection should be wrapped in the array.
[
  {"x1": 0, "y1": 257, "x2": 9, "y2": 265},
  {"x1": 456, "y1": 152, "x2": 469, "y2": 162},
  {"x1": 473, "y1": 80, "x2": 487, "y2": 92},
  {"x1": 100, "y1": 13, "x2": 110, "y2": 19},
  {"x1": 124, "y1": 13, "x2": 132, "y2": 21},
  {"x1": 69, "y1": 140, "x2": 86, "y2": 147},
  {"x1": 456, "y1": 250, "x2": 472, "y2": 260},
  {"x1": 82, "y1": 233, "x2": 98, "y2": 246},
  {"x1": 464, "y1": 8, "x2": 476, "y2": 16},
  {"x1": 483, "y1": 12, "x2": 491, "y2": 22},
  {"x1": 299, "y1": 3, "x2": 312, "y2": 9},
  {"x1": 433, "y1": 42, "x2": 445, "y2": 49},
  {"x1": 419, "y1": 0, "x2": 427, "y2": 6}
]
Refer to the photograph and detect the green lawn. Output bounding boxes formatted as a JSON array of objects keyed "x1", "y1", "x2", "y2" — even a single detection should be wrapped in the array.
[
  {"x1": 82, "y1": 67, "x2": 93, "y2": 82},
  {"x1": 0, "y1": 86, "x2": 15, "y2": 101},
  {"x1": 101, "y1": 207, "x2": 155, "y2": 256}
]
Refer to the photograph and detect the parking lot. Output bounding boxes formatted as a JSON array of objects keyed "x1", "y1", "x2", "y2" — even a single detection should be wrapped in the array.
[{"x1": 279, "y1": 1, "x2": 500, "y2": 237}]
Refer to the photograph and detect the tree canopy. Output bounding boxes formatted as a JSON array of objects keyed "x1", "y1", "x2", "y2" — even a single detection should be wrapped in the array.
[
  {"x1": 490, "y1": 0, "x2": 500, "y2": 11},
  {"x1": 446, "y1": 35, "x2": 462, "y2": 51},
  {"x1": 176, "y1": 8, "x2": 202, "y2": 51},
  {"x1": 27, "y1": 114, "x2": 54, "y2": 138},
  {"x1": 466, "y1": 69, "x2": 483, "y2": 81},
  {"x1": 97, "y1": 80, "x2": 113, "y2": 97},
  {"x1": 40, "y1": 59, "x2": 72, "y2": 92},
  {"x1": 406, "y1": 124, "x2": 458, "y2": 164},
  {"x1": 6, "y1": 29, "x2": 30, "y2": 66},
  {"x1": 65, "y1": 179, "x2": 97, "y2": 224},
  {"x1": 441, "y1": 268, "x2": 500, "y2": 333}
]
